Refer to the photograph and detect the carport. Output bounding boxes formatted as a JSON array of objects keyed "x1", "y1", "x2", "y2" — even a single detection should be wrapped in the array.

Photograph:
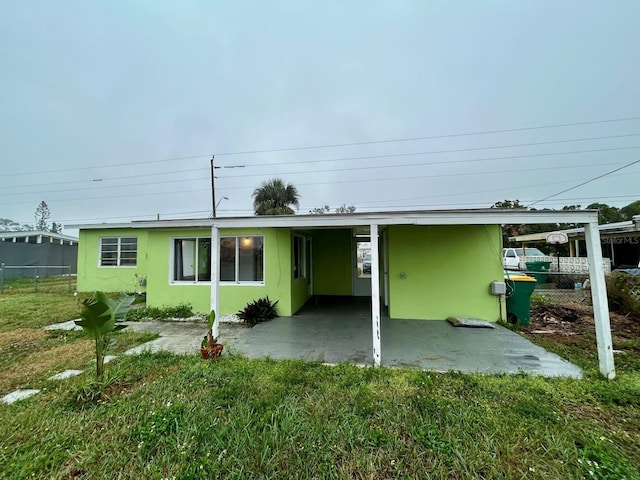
[
  {"x1": 226, "y1": 299, "x2": 582, "y2": 378},
  {"x1": 209, "y1": 209, "x2": 615, "y2": 379}
]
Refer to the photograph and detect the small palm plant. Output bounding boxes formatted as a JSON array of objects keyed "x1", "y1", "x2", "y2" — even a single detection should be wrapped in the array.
[
  {"x1": 75, "y1": 292, "x2": 134, "y2": 379},
  {"x1": 200, "y1": 310, "x2": 223, "y2": 359}
]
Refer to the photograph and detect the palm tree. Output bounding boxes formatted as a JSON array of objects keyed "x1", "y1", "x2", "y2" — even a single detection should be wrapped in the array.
[{"x1": 252, "y1": 178, "x2": 300, "y2": 215}]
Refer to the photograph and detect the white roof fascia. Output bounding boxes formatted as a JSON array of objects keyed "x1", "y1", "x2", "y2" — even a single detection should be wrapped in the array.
[
  {"x1": 68, "y1": 209, "x2": 599, "y2": 231},
  {"x1": 213, "y1": 210, "x2": 599, "y2": 229},
  {"x1": 66, "y1": 220, "x2": 214, "y2": 230}
]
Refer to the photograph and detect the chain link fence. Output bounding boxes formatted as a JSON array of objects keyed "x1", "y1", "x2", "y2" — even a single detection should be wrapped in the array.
[
  {"x1": 0, "y1": 264, "x2": 73, "y2": 293},
  {"x1": 505, "y1": 269, "x2": 592, "y2": 304}
]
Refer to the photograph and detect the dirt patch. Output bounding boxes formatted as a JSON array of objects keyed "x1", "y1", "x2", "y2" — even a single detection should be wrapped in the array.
[
  {"x1": 522, "y1": 302, "x2": 640, "y2": 341},
  {"x1": 0, "y1": 331, "x2": 93, "y2": 393},
  {"x1": 0, "y1": 328, "x2": 46, "y2": 348}
]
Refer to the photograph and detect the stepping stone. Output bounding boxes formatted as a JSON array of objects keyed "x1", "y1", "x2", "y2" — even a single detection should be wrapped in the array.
[
  {"x1": 44, "y1": 320, "x2": 82, "y2": 331},
  {"x1": 48, "y1": 370, "x2": 83, "y2": 381},
  {"x1": 89, "y1": 355, "x2": 118, "y2": 366},
  {"x1": 1, "y1": 389, "x2": 40, "y2": 404},
  {"x1": 103, "y1": 355, "x2": 117, "y2": 364}
]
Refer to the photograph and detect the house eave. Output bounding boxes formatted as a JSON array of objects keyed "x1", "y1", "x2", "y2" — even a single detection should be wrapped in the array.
[{"x1": 68, "y1": 209, "x2": 600, "y2": 231}]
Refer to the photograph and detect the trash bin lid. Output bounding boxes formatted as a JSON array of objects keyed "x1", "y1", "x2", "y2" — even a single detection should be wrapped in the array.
[{"x1": 504, "y1": 272, "x2": 537, "y2": 282}]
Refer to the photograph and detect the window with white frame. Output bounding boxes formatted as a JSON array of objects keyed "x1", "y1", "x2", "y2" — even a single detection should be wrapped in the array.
[
  {"x1": 293, "y1": 235, "x2": 306, "y2": 279},
  {"x1": 173, "y1": 238, "x2": 211, "y2": 282},
  {"x1": 100, "y1": 237, "x2": 137, "y2": 267},
  {"x1": 220, "y1": 236, "x2": 264, "y2": 283}
]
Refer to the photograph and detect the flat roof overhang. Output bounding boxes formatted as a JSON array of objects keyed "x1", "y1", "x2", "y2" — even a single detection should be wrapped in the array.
[{"x1": 67, "y1": 208, "x2": 600, "y2": 231}]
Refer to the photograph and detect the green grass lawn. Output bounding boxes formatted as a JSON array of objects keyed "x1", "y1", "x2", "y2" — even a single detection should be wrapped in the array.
[{"x1": 0, "y1": 278, "x2": 639, "y2": 479}]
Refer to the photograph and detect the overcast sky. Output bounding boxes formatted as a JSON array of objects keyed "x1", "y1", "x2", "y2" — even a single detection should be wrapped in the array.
[{"x1": 1, "y1": 1, "x2": 639, "y2": 234}]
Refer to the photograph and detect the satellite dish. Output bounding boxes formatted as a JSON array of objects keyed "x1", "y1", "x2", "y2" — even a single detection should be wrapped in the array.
[{"x1": 546, "y1": 232, "x2": 568, "y2": 244}]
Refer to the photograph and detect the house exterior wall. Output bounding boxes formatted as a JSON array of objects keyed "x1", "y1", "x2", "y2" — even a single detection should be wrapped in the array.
[
  {"x1": 310, "y1": 229, "x2": 352, "y2": 296},
  {"x1": 77, "y1": 227, "x2": 299, "y2": 316},
  {"x1": 146, "y1": 227, "x2": 296, "y2": 315},
  {"x1": 76, "y1": 229, "x2": 149, "y2": 293},
  {"x1": 387, "y1": 225, "x2": 503, "y2": 321}
]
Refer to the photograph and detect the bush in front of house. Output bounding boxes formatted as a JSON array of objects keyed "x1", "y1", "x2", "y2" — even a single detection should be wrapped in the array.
[
  {"x1": 237, "y1": 297, "x2": 279, "y2": 327},
  {"x1": 126, "y1": 303, "x2": 194, "y2": 320},
  {"x1": 606, "y1": 272, "x2": 640, "y2": 317}
]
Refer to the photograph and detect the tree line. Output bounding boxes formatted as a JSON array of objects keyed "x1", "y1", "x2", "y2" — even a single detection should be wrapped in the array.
[{"x1": 0, "y1": 201, "x2": 62, "y2": 233}]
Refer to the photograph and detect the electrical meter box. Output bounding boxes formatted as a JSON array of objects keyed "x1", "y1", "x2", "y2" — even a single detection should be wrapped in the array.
[{"x1": 490, "y1": 281, "x2": 506, "y2": 296}]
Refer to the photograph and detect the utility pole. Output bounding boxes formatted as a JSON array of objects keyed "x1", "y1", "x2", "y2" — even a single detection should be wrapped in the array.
[
  {"x1": 210, "y1": 155, "x2": 216, "y2": 218},
  {"x1": 210, "y1": 156, "x2": 245, "y2": 218}
]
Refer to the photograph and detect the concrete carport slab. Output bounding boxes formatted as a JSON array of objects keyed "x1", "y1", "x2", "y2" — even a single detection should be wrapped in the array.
[{"x1": 226, "y1": 304, "x2": 582, "y2": 378}]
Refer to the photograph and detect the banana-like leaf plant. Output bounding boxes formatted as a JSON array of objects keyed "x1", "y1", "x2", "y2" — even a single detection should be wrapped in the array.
[{"x1": 75, "y1": 292, "x2": 134, "y2": 379}]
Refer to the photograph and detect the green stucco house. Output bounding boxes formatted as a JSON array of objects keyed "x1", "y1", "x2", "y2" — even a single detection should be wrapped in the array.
[{"x1": 70, "y1": 208, "x2": 615, "y2": 376}]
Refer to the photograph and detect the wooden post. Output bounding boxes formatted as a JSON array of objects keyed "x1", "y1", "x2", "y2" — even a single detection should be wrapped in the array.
[
  {"x1": 370, "y1": 223, "x2": 381, "y2": 367},
  {"x1": 584, "y1": 221, "x2": 615, "y2": 379}
]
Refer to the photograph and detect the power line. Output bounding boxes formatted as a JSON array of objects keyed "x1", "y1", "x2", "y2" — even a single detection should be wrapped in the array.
[
  {"x1": 527, "y1": 158, "x2": 640, "y2": 208},
  {"x1": 221, "y1": 133, "x2": 640, "y2": 168},
  {"x1": 2, "y1": 116, "x2": 640, "y2": 178},
  {"x1": 212, "y1": 116, "x2": 640, "y2": 157},
  {"x1": 220, "y1": 147, "x2": 640, "y2": 180},
  {"x1": 3, "y1": 159, "x2": 636, "y2": 199},
  {"x1": 4, "y1": 144, "x2": 640, "y2": 191}
]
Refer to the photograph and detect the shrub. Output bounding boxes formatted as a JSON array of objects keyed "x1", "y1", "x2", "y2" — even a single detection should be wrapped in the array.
[
  {"x1": 606, "y1": 272, "x2": 640, "y2": 317},
  {"x1": 237, "y1": 297, "x2": 279, "y2": 327},
  {"x1": 126, "y1": 303, "x2": 193, "y2": 320}
]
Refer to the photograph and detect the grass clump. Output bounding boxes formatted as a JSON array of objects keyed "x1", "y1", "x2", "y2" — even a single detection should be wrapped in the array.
[{"x1": 126, "y1": 303, "x2": 194, "y2": 320}]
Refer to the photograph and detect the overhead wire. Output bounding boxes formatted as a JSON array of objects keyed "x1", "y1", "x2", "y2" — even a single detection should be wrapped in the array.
[
  {"x1": 4, "y1": 144, "x2": 640, "y2": 190},
  {"x1": 2, "y1": 116, "x2": 640, "y2": 177},
  {"x1": 526, "y1": 158, "x2": 640, "y2": 208},
  {"x1": 2, "y1": 159, "x2": 638, "y2": 198}
]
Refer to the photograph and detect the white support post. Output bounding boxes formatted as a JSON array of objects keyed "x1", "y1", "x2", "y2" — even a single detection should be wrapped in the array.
[
  {"x1": 584, "y1": 221, "x2": 615, "y2": 379},
  {"x1": 210, "y1": 225, "x2": 220, "y2": 340},
  {"x1": 370, "y1": 224, "x2": 382, "y2": 367}
]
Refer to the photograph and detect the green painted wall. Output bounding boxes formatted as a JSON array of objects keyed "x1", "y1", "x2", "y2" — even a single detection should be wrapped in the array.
[
  {"x1": 77, "y1": 226, "x2": 297, "y2": 316},
  {"x1": 290, "y1": 232, "x2": 311, "y2": 313},
  {"x1": 310, "y1": 229, "x2": 352, "y2": 296},
  {"x1": 387, "y1": 225, "x2": 503, "y2": 321},
  {"x1": 145, "y1": 228, "x2": 294, "y2": 315},
  {"x1": 76, "y1": 229, "x2": 148, "y2": 293},
  {"x1": 219, "y1": 228, "x2": 293, "y2": 316}
]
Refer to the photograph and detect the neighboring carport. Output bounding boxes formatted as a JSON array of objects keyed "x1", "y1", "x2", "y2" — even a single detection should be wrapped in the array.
[{"x1": 210, "y1": 208, "x2": 615, "y2": 379}]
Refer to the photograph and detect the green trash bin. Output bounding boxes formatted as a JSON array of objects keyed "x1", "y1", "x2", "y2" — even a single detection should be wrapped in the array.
[
  {"x1": 525, "y1": 260, "x2": 551, "y2": 284},
  {"x1": 505, "y1": 273, "x2": 537, "y2": 325}
]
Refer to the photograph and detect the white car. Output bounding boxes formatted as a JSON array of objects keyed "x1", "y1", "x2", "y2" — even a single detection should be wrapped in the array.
[{"x1": 503, "y1": 247, "x2": 547, "y2": 270}]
